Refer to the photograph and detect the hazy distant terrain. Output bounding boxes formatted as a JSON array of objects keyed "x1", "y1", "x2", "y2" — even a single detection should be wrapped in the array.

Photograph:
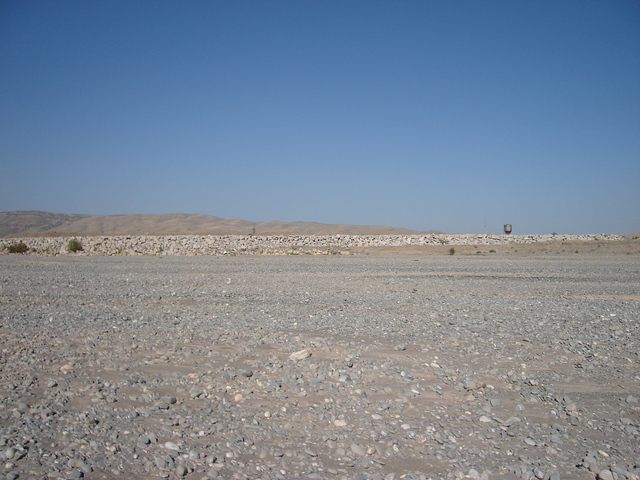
[
  {"x1": 0, "y1": 211, "x2": 437, "y2": 237},
  {"x1": 0, "y1": 211, "x2": 91, "y2": 237}
]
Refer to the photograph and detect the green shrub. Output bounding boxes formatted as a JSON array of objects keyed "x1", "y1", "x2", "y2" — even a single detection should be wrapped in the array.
[
  {"x1": 489, "y1": 249, "x2": 496, "y2": 253},
  {"x1": 67, "y1": 239, "x2": 83, "y2": 253},
  {"x1": 449, "y1": 247, "x2": 455, "y2": 255},
  {"x1": 7, "y1": 242, "x2": 28, "y2": 254}
]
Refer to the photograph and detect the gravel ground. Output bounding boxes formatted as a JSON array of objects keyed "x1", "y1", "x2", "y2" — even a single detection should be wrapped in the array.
[{"x1": 0, "y1": 254, "x2": 638, "y2": 480}]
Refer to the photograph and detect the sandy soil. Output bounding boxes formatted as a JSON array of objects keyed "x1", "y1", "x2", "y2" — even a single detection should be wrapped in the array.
[{"x1": 347, "y1": 238, "x2": 640, "y2": 256}]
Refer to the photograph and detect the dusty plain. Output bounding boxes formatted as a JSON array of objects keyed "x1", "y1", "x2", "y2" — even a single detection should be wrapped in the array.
[{"x1": 0, "y1": 247, "x2": 638, "y2": 480}]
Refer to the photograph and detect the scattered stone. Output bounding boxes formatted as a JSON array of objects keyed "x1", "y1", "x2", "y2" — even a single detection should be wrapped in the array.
[
  {"x1": 289, "y1": 349, "x2": 311, "y2": 361},
  {"x1": 502, "y1": 417, "x2": 521, "y2": 427},
  {"x1": 0, "y1": 254, "x2": 637, "y2": 479},
  {"x1": 190, "y1": 387, "x2": 205, "y2": 399},
  {"x1": 597, "y1": 470, "x2": 615, "y2": 480},
  {"x1": 351, "y1": 443, "x2": 367, "y2": 456},
  {"x1": 164, "y1": 442, "x2": 180, "y2": 451}
]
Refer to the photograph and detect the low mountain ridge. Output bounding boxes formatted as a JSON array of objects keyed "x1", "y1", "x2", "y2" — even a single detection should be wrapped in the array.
[
  {"x1": 0, "y1": 211, "x2": 437, "y2": 237},
  {"x1": 0, "y1": 211, "x2": 90, "y2": 237}
]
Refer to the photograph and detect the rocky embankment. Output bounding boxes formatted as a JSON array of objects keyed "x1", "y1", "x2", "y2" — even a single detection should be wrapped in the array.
[{"x1": 0, "y1": 234, "x2": 625, "y2": 256}]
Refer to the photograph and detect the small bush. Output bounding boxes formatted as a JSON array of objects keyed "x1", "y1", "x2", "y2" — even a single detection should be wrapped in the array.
[
  {"x1": 67, "y1": 239, "x2": 83, "y2": 253},
  {"x1": 489, "y1": 249, "x2": 496, "y2": 253},
  {"x1": 7, "y1": 242, "x2": 28, "y2": 254},
  {"x1": 449, "y1": 247, "x2": 455, "y2": 255}
]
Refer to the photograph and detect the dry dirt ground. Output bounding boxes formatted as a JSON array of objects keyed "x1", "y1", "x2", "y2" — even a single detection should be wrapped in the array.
[
  {"x1": 0, "y1": 247, "x2": 638, "y2": 480},
  {"x1": 346, "y1": 238, "x2": 640, "y2": 257}
]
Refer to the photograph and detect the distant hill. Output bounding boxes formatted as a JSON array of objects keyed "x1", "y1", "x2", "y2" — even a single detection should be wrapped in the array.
[
  {"x1": 0, "y1": 211, "x2": 90, "y2": 237},
  {"x1": 0, "y1": 211, "x2": 440, "y2": 237}
]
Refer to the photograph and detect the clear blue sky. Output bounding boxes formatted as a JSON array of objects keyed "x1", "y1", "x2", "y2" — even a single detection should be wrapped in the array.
[{"x1": 1, "y1": 1, "x2": 638, "y2": 234}]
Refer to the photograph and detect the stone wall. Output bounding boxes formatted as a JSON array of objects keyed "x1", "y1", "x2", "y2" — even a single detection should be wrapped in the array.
[{"x1": 0, "y1": 233, "x2": 624, "y2": 256}]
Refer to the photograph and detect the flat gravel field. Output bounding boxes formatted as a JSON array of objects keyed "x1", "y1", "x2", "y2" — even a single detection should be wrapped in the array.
[{"x1": 0, "y1": 254, "x2": 638, "y2": 480}]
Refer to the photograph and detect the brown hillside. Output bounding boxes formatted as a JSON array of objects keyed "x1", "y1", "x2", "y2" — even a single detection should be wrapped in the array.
[
  {"x1": 0, "y1": 211, "x2": 89, "y2": 237},
  {"x1": 1, "y1": 211, "x2": 437, "y2": 237}
]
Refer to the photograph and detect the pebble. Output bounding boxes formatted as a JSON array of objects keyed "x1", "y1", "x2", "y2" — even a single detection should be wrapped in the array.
[
  {"x1": 289, "y1": 349, "x2": 311, "y2": 361},
  {"x1": 351, "y1": 443, "x2": 367, "y2": 456},
  {"x1": 597, "y1": 470, "x2": 615, "y2": 480}
]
